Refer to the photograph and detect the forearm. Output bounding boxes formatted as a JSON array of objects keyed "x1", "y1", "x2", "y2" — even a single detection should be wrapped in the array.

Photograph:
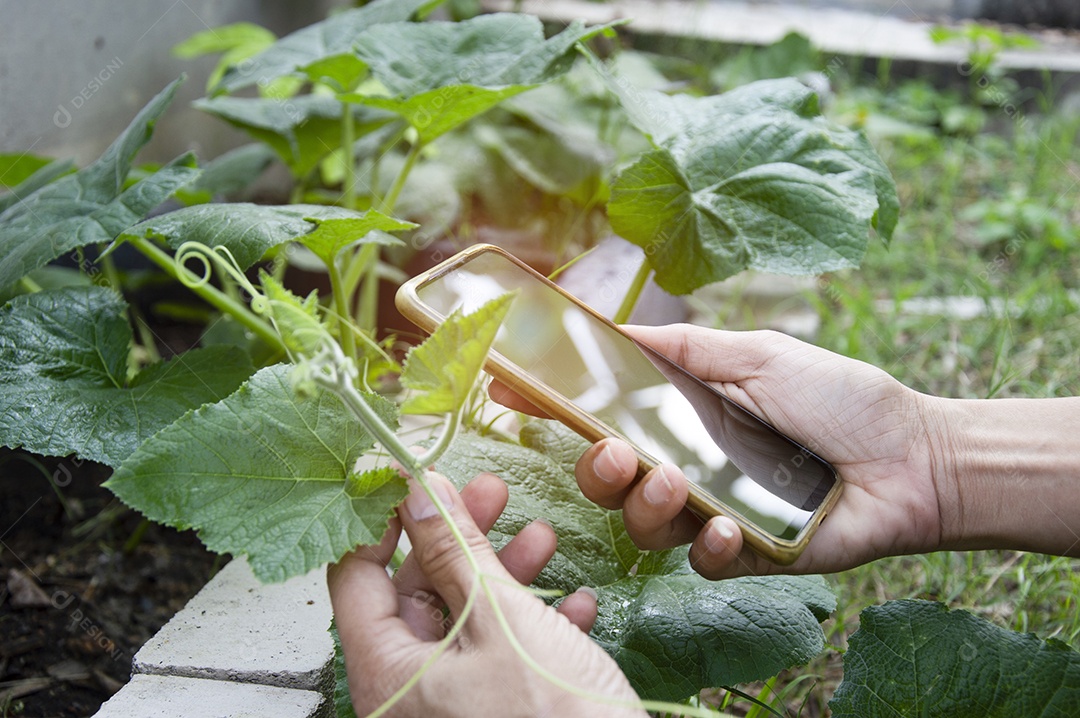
[{"x1": 927, "y1": 395, "x2": 1080, "y2": 556}]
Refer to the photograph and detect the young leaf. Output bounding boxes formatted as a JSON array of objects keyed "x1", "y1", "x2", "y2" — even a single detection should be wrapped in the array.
[
  {"x1": 300, "y1": 212, "x2": 415, "y2": 267},
  {"x1": 344, "y1": 14, "x2": 617, "y2": 142},
  {"x1": 830, "y1": 600, "x2": 1080, "y2": 717},
  {"x1": 214, "y1": 0, "x2": 446, "y2": 93},
  {"x1": 193, "y1": 95, "x2": 394, "y2": 177},
  {"x1": 399, "y1": 292, "x2": 515, "y2": 415},
  {"x1": 600, "y1": 74, "x2": 899, "y2": 294},
  {"x1": 172, "y1": 22, "x2": 278, "y2": 92},
  {"x1": 434, "y1": 423, "x2": 835, "y2": 701},
  {"x1": 120, "y1": 203, "x2": 366, "y2": 270},
  {"x1": 106, "y1": 365, "x2": 407, "y2": 583},
  {"x1": 257, "y1": 272, "x2": 330, "y2": 360},
  {"x1": 0, "y1": 287, "x2": 254, "y2": 467},
  {"x1": 0, "y1": 78, "x2": 198, "y2": 296}
]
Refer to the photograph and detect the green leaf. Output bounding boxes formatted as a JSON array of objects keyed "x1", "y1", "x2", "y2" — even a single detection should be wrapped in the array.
[
  {"x1": 215, "y1": 0, "x2": 445, "y2": 93},
  {"x1": 0, "y1": 286, "x2": 254, "y2": 467},
  {"x1": 257, "y1": 272, "x2": 330, "y2": 360},
  {"x1": 830, "y1": 600, "x2": 1080, "y2": 717},
  {"x1": 120, "y1": 203, "x2": 367, "y2": 270},
  {"x1": 331, "y1": 621, "x2": 358, "y2": 718},
  {"x1": 173, "y1": 22, "x2": 278, "y2": 92},
  {"x1": 474, "y1": 121, "x2": 609, "y2": 195},
  {"x1": 434, "y1": 423, "x2": 835, "y2": 701},
  {"x1": 605, "y1": 78, "x2": 897, "y2": 294},
  {"x1": 0, "y1": 153, "x2": 54, "y2": 189},
  {"x1": 0, "y1": 159, "x2": 75, "y2": 215},
  {"x1": 399, "y1": 292, "x2": 514, "y2": 415},
  {"x1": 174, "y1": 144, "x2": 277, "y2": 205},
  {"x1": 299, "y1": 212, "x2": 415, "y2": 267},
  {"x1": 106, "y1": 365, "x2": 407, "y2": 583},
  {"x1": 345, "y1": 14, "x2": 616, "y2": 141},
  {"x1": 0, "y1": 78, "x2": 198, "y2": 296},
  {"x1": 193, "y1": 95, "x2": 393, "y2": 176},
  {"x1": 352, "y1": 85, "x2": 534, "y2": 144},
  {"x1": 301, "y1": 54, "x2": 368, "y2": 94}
]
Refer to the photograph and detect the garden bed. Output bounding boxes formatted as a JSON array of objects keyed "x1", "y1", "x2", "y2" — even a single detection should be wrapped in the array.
[{"x1": 0, "y1": 451, "x2": 216, "y2": 716}]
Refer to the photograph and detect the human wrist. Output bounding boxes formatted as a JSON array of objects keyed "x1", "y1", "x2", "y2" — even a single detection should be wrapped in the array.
[{"x1": 926, "y1": 395, "x2": 1080, "y2": 556}]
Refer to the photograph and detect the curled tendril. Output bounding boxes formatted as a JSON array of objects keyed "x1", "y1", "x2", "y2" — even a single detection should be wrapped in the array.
[{"x1": 174, "y1": 242, "x2": 266, "y2": 312}]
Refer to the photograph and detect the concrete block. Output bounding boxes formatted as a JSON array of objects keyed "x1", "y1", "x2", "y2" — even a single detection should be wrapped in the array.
[
  {"x1": 133, "y1": 558, "x2": 334, "y2": 694},
  {"x1": 93, "y1": 674, "x2": 329, "y2": 718}
]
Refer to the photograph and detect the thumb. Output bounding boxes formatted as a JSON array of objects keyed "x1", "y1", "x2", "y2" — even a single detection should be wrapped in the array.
[{"x1": 398, "y1": 471, "x2": 510, "y2": 621}]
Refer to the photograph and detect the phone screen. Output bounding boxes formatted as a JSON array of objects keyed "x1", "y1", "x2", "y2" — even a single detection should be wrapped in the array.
[{"x1": 415, "y1": 250, "x2": 837, "y2": 540}]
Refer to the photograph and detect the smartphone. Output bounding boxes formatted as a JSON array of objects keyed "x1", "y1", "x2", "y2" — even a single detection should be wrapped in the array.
[{"x1": 395, "y1": 244, "x2": 841, "y2": 564}]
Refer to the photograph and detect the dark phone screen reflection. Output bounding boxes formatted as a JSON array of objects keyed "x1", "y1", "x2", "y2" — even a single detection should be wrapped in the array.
[{"x1": 416, "y1": 251, "x2": 837, "y2": 540}]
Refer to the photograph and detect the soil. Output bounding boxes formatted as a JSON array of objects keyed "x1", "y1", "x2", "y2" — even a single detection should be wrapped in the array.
[{"x1": 0, "y1": 448, "x2": 217, "y2": 717}]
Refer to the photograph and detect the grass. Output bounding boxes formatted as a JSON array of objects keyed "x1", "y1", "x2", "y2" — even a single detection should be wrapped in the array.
[{"x1": 699, "y1": 69, "x2": 1080, "y2": 715}]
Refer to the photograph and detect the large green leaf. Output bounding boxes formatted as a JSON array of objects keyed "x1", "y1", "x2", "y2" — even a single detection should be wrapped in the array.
[
  {"x1": 0, "y1": 286, "x2": 254, "y2": 467},
  {"x1": 214, "y1": 0, "x2": 445, "y2": 93},
  {"x1": 120, "y1": 203, "x2": 367, "y2": 270},
  {"x1": 0, "y1": 78, "x2": 197, "y2": 296},
  {"x1": 106, "y1": 365, "x2": 407, "y2": 583},
  {"x1": 345, "y1": 14, "x2": 615, "y2": 142},
  {"x1": 400, "y1": 293, "x2": 514, "y2": 415},
  {"x1": 299, "y1": 212, "x2": 414, "y2": 267},
  {"x1": 193, "y1": 95, "x2": 394, "y2": 176},
  {"x1": 604, "y1": 76, "x2": 898, "y2": 295},
  {"x1": 831, "y1": 600, "x2": 1080, "y2": 717},
  {"x1": 434, "y1": 422, "x2": 835, "y2": 701}
]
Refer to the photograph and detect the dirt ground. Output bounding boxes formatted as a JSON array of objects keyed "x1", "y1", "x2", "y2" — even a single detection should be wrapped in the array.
[{"x1": 0, "y1": 449, "x2": 217, "y2": 717}]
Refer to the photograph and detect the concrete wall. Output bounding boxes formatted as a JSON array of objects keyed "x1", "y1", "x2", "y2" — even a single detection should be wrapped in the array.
[{"x1": 0, "y1": 1, "x2": 344, "y2": 168}]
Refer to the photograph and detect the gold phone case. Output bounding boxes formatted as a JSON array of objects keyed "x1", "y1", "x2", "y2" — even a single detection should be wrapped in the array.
[{"x1": 395, "y1": 244, "x2": 842, "y2": 565}]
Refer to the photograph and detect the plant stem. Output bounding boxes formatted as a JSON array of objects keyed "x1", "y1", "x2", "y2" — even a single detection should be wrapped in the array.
[
  {"x1": 129, "y1": 236, "x2": 285, "y2": 353},
  {"x1": 19, "y1": 275, "x2": 43, "y2": 293},
  {"x1": 380, "y1": 140, "x2": 423, "y2": 215},
  {"x1": 613, "y1": 259, "x2": 652, "y2": 324},
  {"x1": 342, "y1": 108, "x2": 358, "y2": 211},
  {"x1": 327, "y1": 260, "x2": 358, "y2": 362},
  {"x1": 354, "y1": 243, "x2": 380, "y2": 334}
]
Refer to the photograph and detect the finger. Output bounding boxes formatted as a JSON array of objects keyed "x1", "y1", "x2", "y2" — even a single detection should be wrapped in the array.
[
  {"x1": 574, "y1": 438, "x2": 640, "y2": 510},
  {"x1": 396, "y1": 473, "x2": 509, "y2": 638},
  {"x1": 327, "y1": 517, "x2": 414, "y2": 673},
  {"x1": 620, "y1": 464, "x2": 702, "y2": 550},
  {"x1": 495, "y1": 519, "x2": 557, "y2": 585},
  {"x1": 687, "y1": 516, "x2": 772, "y2": 580},
  {"x1": 557, "y1": 586, "x2": 598, "y2": 633},
  {"x1": 398, "y1": 471, "x2": 516, "y2": 627},
  {"x1": 488, "y1": 379, "x2": 551, "y2": 418},
  {"x1": 622, "y1": 324, "x2": 793, "y2": 383}
]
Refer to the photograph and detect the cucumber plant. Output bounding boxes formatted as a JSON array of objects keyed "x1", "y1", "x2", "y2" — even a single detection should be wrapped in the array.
[{"x1": 5, "y1": 3, "x2": 1075, "y2": 716}]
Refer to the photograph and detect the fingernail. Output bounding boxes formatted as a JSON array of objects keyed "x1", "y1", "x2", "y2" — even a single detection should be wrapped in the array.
[
  {"x1": 533, "y1": 518, "x2": 554, "y2": 530},
  {"x1": 575, "y1": 586, "x2": 598, "y2": 600},
  {"x1": 593, "y1": 445, "x2": 620, "y2": 483},
  {"x1": 704, "y1": 518, "x2": 735, "y2": 551},
  {"x1": 404, "y1": 473, "x2": 455, "y2": 521},
  {"x1": 643, "y1": 466, "x2": 673, "y2": 506}
]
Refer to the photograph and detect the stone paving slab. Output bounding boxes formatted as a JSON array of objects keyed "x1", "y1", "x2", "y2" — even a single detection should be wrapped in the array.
[
  {"x1": 132, "y1": 558, "x2": 334, "y2": 694},
  {"x1": 93, "y1": 674, "x2": 330, "y2": 718}
]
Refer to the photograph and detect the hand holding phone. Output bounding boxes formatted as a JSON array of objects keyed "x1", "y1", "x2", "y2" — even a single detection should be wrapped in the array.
[{"x1": 396, "y1": 245, "x2": 842, "y2": 565}]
